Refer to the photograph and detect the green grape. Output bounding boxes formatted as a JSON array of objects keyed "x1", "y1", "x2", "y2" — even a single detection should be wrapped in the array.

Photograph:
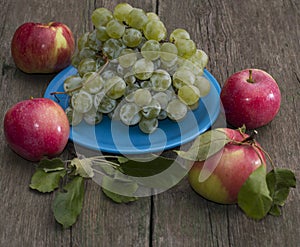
[
  {"x1": 83, "y1": 107, "x2": 103, "y2": 125},
  {"x1": 65, "y1": 107, "x2": 83, "y2": 126},
  {"x1": 122, "y1": 28, "x2": 142, "y2": 48},
  {"x1": 194, "y1": 76, "x2": 211, "y2": 97},
  {"x1": 71, "y1": 51, "x2": 81, "y2": 67},
  {"x1": 142, "y1": 99, "x2": 161, "y2": 119},
  {"x1": 146, "y1": 12, "x2": 160, "y2": 21},
  {"x1": 140, "y1": 80, "x2": 152, "y2": 89},
  {"x1": 96, "y1": 27, "x2": 110, "y2": 42},
  {"x1": 141, "y1": 40, "x2": 161, "y2": 61},
  {"x1": 106, "y1": 19, "x2": 125, "y2": 39},
  {"x1": 150, "y1": 69, "x2": 172, "y2": 91},
  {"x1": 169, "y1": 28, "x2": 190, "y2": 42},
  {"x1": 189, "y1": 49, "x2": 209, "y2": 69},
  {"x1": 189, "y1": 101, "x2": 199, "y2": 111},
  {"x1": 64, "y1": 76, "x2": 83, "y2": 95},
  {"x1": 118, "y1": 49, "x2": 137, "y2": 68},
  {"x1": 113, "y1": 3, "x2": 133, "y2": 22},
  {"x1": 126, "y1": 8, "x2": 148, "y2": 30},
  {"x1": 178, "y1": 59, "x2": 203, "y2": 76},
  {"x1": 77, "y1": 32, "x2": 89, "y2": 51},
  {"x1": 94, "y1": 92, "x2": 117, "y2": 113},
  {"x1": 159, "y1": 59, "x2": 178, "y2": 76},
  {"x1": 71, "y1": 91, "x2": 93, "y2": 113},
  {"x1": 178, "y1": 85, "x2": 201, "y2": 106},
  {"x1": 124, "y1": 72, "x2": 137, "y2": 85},
  {"x1": 91, "y1": 8, "x2": 113, "y2": 28},
  {"x1": 101, "y1": 69, "x2": 116, "y2": 81},
  {"x1": 102, "y1": 38, "x2": 124, "y2": 59},
  {"x1": 143, "y1": 20, "x2": 167, "y2": 42},
  {"x1": 160, "y1": 42, "x2": 178, "y2": 62},
  {"x1": 139, "y1": 117, "x2": 158, "y2": 134},
  {"x1": 175, "y1": 38, "x2": 197, "y2": 58},
  {"x1": 134, "y1": 88, "x2": 152, "y2": 107},
  {"x1": 79, "y1": 47, "x2": 96, "y2": 60},
  {"x1": 77, "y1": 58, "x2": 97, "y2": 77},
  {"x1": 152, "y1": 92, "x2": 169, "y2": 110},
  {"x1": 105, "y1": 76, "x2": 126, "y2": 99},
  {"x1": 119, "y1": 102, "x2": 141, "y2": 126},
  {"x1": 133, "y1": 58, "x2": 154, "y2": 80},
  {"x1": 87, "y1": 29, "x2": 102, "y2": 50},
  {"x1": 166, "y1": 99, "x2": 188, "y2": 121},
  {"x1": 172, "y1": 69, "x2": 195, "y2": 89},
  {"x1": 82, "y1": 72, "x2": 104, "y2": 94},
  {"x1": 158, "y1": 110, "x2": 167, "y2": 120},
  {"x1": 165, "y1": 88, "x2": 177, "y2": 101}
]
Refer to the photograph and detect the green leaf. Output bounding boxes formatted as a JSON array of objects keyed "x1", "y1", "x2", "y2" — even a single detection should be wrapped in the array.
[
  {"x1": 52, "y1": 176, "x2": 84, "y2": 228},
  {"x1": 102, "y1": 188, "x2": 138, "y2": 203},
  {"x1": 119, "y1": 155, "x2": 175, "y2": 177},
  {"x1": 38, "y1": 158, "x2": 65, "y2": 172},
  {"x1": 175, "y1": 128, "x2": 231, "y2": 161},
  {"x1": 266, "y1": 168, "x2": 296, "y2": 214},
  {"x1": 238, "y1": 165, "x2": 273, "y2": 220},
  {"x1": 101, "y1": 175, "x2": 138, "y2": 196},
  {"x1": 29, "y1": 169, "x2": 66, "y2": 193},
  {"x1": 70, "y1": 158, "x2": 94, "y2": 178},
  {"x1": 269, "y1": 205, "x2": 281, "y2": 216},
  {"x1": 118, "y1": 155, "x2": 188, "y2": 190}
]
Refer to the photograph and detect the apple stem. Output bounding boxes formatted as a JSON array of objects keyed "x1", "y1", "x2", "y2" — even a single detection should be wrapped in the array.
[
  {"x1": 241, "y1": 130, "x2": 258, "y2": 143},
  {"x1": 254, "y1": 144, "x2": 276, "y2": 170},
  {"x1": 246, "y1": 69, "x2": 254, "y2": 83}
]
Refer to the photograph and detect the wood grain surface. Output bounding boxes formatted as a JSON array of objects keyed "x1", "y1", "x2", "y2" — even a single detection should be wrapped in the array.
[{"x1": 0, "y1": 0, "x2": 299, "y2": 246}]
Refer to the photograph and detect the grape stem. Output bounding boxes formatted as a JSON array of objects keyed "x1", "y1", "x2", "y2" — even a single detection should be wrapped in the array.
[{"x1": 50, "y1": 57, "x2": 110, "y2": 96}]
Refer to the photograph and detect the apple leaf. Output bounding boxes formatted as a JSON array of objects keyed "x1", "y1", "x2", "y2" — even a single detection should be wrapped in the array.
[
  {"x1": 175, "y1": 128, "x2": 230, "y2": 161},
  {"x1": 70, "y1": 158, "x2": 94, "y2": 178},
  {"x1": 101, "y1": 175, "x2": 138, "y2": 203},
  {"x1": 237, "y1": 165, "x2": 273, "y2": 220},
  {"x1": 37, "y1": 158, "x2": 65, "y2": 172},
  {"x1": 29, "y1": 169, "x2": 66, "y2": 193},
  {"x1": 266, "y1": 168, "x2": 296, "y2": 216},
  {"x1": 102, "y1": 188, "x2": 138, "y2": 203},
  {"x1": 52, "y1": 176, "x2": 84, "y2": 229},
  {"x1": 118, "y1": 155, "x2": 175, "y2": 177}
]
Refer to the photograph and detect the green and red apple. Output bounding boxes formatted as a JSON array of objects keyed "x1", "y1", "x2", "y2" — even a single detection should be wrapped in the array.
[
  {"x1": 11, "y1": 22, "x2": 75, "y2": 73},
  {"x1": 188, "y1": 128, "x2": 266, "y2": 204}
]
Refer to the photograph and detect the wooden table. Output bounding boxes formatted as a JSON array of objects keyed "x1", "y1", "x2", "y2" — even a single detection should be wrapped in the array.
[{"x1": 1, "y1": 0, "x2": 299, "y2": 246}]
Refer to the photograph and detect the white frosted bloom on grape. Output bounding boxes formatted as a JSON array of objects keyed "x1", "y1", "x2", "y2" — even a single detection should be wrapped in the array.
[
  {"x1": 133, "y1": 58, "x2": 154, "y2": 80},
  {"x1": 166, "y1": 99, "x2": 188, "y2": 121},
  {"x1": 71, "y1": 91, "x2": 93, "y2": 113}
]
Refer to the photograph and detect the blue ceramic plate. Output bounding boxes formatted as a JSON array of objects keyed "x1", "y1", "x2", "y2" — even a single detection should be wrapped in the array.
[{"x1": 44, "y1": 65, "x2": 221, "y2": 154}]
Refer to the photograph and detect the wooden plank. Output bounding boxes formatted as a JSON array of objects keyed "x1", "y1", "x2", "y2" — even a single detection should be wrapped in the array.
[
  {"x1": 69, "y1": 1, "x2": 156, "y2": 247},
  {"x1": 152, "y1": 0, "x2": 300, "y2": 246},
  {"x1": 0, "y1": 0, "x2": 92, "y2": 246}
]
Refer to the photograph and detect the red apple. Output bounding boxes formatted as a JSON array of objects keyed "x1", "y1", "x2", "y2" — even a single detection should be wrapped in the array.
[
  {"x1": 188, "y1": 128, "x2": 266, "y2": 204},
  {"x1": 11, "y1": 22, "x2": 75, "y2": 73},
  {"x1": 220, "y1": 69, "x2": 281, "y2": 129},
  {"x1": 3, "y1": 98, "x2": 70, "y2": 162}
]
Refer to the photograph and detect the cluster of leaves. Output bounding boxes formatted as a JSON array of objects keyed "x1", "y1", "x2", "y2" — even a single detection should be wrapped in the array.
[
  {"x1": 29, "y1": 129, "x2": 296, "y2": 228},
  {"x1": 29, "y1": 155, "x2": 187, "y2": 228}
]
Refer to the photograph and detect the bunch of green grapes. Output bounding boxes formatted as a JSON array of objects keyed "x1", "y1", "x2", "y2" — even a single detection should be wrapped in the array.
[{"x1": 64, "y1": 3, "x2": 210, "y2": 134}]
